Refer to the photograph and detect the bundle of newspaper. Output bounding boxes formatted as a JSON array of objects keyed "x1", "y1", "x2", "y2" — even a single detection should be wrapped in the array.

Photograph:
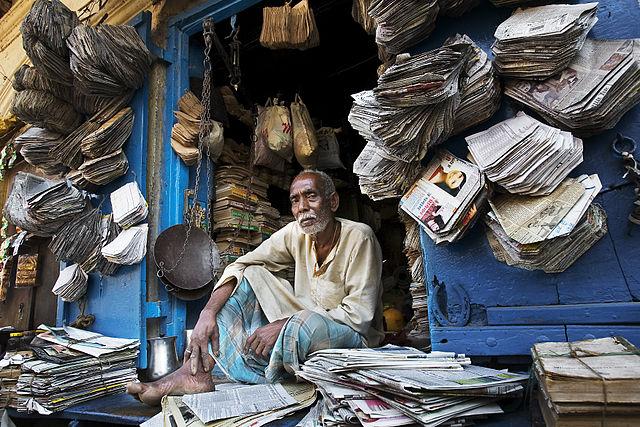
[
  {"x1": 400, "y1": 150, "x2": 488, "y2": 244},
  {"x1": 101, "y1": 223, "x2": 148, "y2": 265},
  {"x1": 485, "y1": 175, "x2": 607, "y2": 273},
  {"x1": 49, "y1": 208, "x2": 106, "y2": 272},
  {"x1": 110, "y1": 181, "x2": 148, "y2": 229},
  {"x1": 0, "y1": 351, "x2": 33, "y2": 408},
  {"x1": 532, "y1": 337, "x2": 640, "y2": 427},
  {"x1": 297, "y1": 345, "x2": 528, "y2": 426},
  {"x1": 368, "y1": 0, "x2": 439, "y2": 55},
  {"x1": 16, "y1": 325, "x2": 139, "y2": 414},
  {"x1": 51, "y1": 263, "x2": 88, "y2": 302},
  {"x1": 214, "y1": 166, "x2": 281, "y2": 265},
  {"x1": 449, "y1": 34, "x2": 501, "y2": 134},
  {"x1": 505, "y1": 38, "x2": 640, "y2": 135},
  {"x1": 492, "y1": 3, "x2": 598, "y2": 79},
  {"x1": 80, "y1": 107, "x2": 134, "y2": 159},
  {"x1": 466, "y1": 112, "x2": 583, "y2": 196},
  {"x1": 14, "y1": 127, "x2": 68, "y2": 176},
  {"x1": 78, "y1": 149, "x2": 129, "y2": 186},
  {"x1": 4, "y1": 172, "x2": 89, "y2": 237}
]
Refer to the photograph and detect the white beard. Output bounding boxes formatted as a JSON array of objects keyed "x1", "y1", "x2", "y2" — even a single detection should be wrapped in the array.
[{"x1": 296, "y1": 211, "x2": 332, "y2": 235}]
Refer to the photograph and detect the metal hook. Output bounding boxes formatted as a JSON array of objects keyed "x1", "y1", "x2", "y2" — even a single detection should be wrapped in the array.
[{"x1": 612, "y1": 133, "x2": 637, "y2": 156}]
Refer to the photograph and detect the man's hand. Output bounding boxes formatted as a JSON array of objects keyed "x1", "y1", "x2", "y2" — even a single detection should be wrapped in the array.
[
  {"x1": 185, "y1": 308, "x2": 218, "y2": 375},
  {"x1": 244, "y1": 318, "x2": 289, "y2": 359}
]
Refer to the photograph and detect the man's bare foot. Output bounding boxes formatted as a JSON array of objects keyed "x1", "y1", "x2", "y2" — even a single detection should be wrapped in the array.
[{"x1": 127, "y1": 363, "x2": 214, "y2": 406}]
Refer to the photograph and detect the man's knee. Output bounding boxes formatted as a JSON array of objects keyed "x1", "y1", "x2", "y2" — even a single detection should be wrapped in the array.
[{"x1": 284, "y1": 309, "x2": 327, "y2": 339}]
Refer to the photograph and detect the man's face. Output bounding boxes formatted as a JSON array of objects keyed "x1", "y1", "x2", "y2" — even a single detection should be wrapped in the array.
[{"x1": 289, "y1": 174, "x2": 337, "y2": 235}]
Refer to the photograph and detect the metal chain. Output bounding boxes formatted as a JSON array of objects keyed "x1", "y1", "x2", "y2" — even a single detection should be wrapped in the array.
[{"x1": 158, "y1": 18, "x2": 215, "y2": 278}]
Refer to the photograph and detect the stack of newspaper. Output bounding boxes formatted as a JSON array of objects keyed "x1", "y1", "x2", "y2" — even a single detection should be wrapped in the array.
[
  {"x1": 49, "y1": 209, "x2": 103, "y2": 270},
  {"x1": 449, "y1": 34, "x2": 501, "y2": 135},
  {"x1": 505, "y1": 38, "x2": 640, "y2": 135},
  {"x1": 368, "y1": 0, "x2": 439, "y2": 55},
  {"x1": 466, "y1": 112, "x2": 583, "y2": 196},
  {"x1": 16, "y1": 325, "x2": 139, "y2": 414},
  {"x1": 110, "y1": 181, "x2": 148, "y2": 229},
  {"x1": 0, "y1": 351, "x2": 33, "y2": 408},
  {"x1": 142, "y1": 383, "x2": 316, "y2": 427},
  {"x1": 80, "y1": 107, "x2": 134, "y2": 159},
  {"x1": 214, "y1": 166, "x2": 281, "y2": 264},
  {"x1": 533, "y1": 337, "x2": 640, "y2": 427},
  {"x1": 485, "y1": 175, "x2": 607, "y2": 273},
  {"x1": 4, "y1": 172, "x2": 89, "y2": 237},
  {"x1": 78, "y1": 149, "x2": 129, "y2": 186},
  {"x1": 52, "y1": 263, "x2": 88, "y2": 301},
  {"x1": 492, "y1": 3, "x2": 598, "y2": 79},
  {"x1": 101, "y1": 223, "x2": 148, "y2": 265},
  {"x1": 14, "y1": 127, "x2": 68, "y2": 176},
  {"x1": 297, "y1": 345, "x2": 528, "y2": 426},
  {"x1": 400, "y1": 150, "x2": 488, "y2": 244}
]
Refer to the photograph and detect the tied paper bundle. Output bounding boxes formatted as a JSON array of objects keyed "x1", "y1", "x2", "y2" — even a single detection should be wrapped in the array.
[
  {"x1": 297, "y1": 345, "x2": 528, "y2": 427},
  {"x1": 352, "y1": 141, "x2": 423, "y2": 201},
  {"x1": 17, "y1": 326, "x2": 139, "y2": 414},
  {"x1": 437, "y1": 0, "x2": 482, "y2": 17},
  {"x1": 20, "y1": 0, "x2": 78, "y2": 86},
  {"x1": 466, "y1": 112, "x2": 583, "y2": 196},
  {"x1": 12, "y1": 65, "x2": 73, "y2": 104},
  {"x1": 400, "y1": 150, "x2": 488, "y2": 244},
  {"x1": 486, "y1": 175, "x2": 607, "y2": 273},
  {"x1": 101, "y1": 223, "x2": 148, "y2": 265},
  {"x1": 532, "y1": 337, "x2": 640, "y2": 427},
  {"x1": 49, "y1": 209, "x2": 106, "y2": 272},
  {"x1": 78, "y1": 149, "x2": 129, "y2": 186},
  {"x1": 14, "y1": 128, "x2": 68, "y2": 176},
  {"x1": 492, "y1": 3, "x2": 598, "y2": 79},
  {"x1": 67, "y1": 24, "x2": 152, "y2": 96},
  {"x1": 290, "y1": 94, "x2": 318, "y2": 169},
  {"x1": 52, "y1": 263, "x2": 88, "y2": 302},
  {"x1": 11, "y1": 89, "x2": 82, "y2": 135},
  {"x1": 81, "y1": 107, "x2": 134, "y2": 159},
  {"x1": 368, "y1": 0, "x2": 440, "y2": 55},
  {"x1": 448, "y1": 34, "x2": 501, "y2": 134},
  {"x1": 4, "y1": 172, "x2": 88, "y2": 237},
  {"x1": 351, "y1": 0, "x2": 376, "y2": 35},
  {"x1": 504, "y1": 38, "x2": 640, "y2": 135},
  {"x1": 259, "y1": 0, "x2": 319, "y2": 50},
  {"x1": 51, "y1": 93, "x2": 133, "y2": 169},
  {"x1": 110, "y1": 181, "x2": 148, "y2": 229}
]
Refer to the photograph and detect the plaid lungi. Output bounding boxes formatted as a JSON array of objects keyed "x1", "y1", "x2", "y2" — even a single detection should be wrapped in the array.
[{"x1": 214, "y1": 277, "x2": 364, "y2": 384}]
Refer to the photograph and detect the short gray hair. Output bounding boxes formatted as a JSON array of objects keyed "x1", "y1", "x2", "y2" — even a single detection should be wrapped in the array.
[{"x1": 293, "y1": 169, "x2": 336, "y2": 198}]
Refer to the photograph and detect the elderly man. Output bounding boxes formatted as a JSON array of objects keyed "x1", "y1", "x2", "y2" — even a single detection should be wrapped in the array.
[{"x1": 128, "y1": 170, "x2": 383, "y2": 405}]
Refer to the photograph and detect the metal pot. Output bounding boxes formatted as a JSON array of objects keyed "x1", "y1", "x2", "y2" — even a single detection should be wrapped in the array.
[{"x1": 146, "y1": 336, "x2": 180, "y2": 381}]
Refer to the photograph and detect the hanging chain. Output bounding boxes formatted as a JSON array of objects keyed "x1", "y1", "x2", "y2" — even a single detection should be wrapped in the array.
[{"x1": 158, "y1": 18, "x2": 215, "y2": 278}]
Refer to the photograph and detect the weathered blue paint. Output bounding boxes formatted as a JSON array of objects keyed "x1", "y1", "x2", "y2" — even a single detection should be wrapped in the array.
[
  {"x1": 56, "y1": 12, "x2": 154, "y2": 366},
  {"x1": 566, "y1": 326, "x2": 640, "y2": 344},
  {"x1": 420, "y1": 0, "x2": 640, "y2": 355}
]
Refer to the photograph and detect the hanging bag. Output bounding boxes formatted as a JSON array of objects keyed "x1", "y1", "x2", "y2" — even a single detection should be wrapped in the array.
[
  {"x1": 259, "y1": 2, "x2": 292, "y2": 49},
  {"x1": 289, "y1": 0, "x2": 320, "y2": 50},
  {"x1": 252, "y1": 104, "x2": 285, "y2": 172},
  {"x1": 290, "y1": 94, "x2": 318, "y2": 169},
  {"x1": 261, "y1": 98, "x2": 293, "y2": 162}
]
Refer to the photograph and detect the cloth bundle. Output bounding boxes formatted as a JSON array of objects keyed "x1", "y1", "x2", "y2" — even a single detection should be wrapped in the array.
[{"x1": 260, "y1": 0, "x2": 319, "y2": 50}]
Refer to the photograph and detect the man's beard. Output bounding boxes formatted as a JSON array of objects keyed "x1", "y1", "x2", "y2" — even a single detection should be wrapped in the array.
[{"x1": 296, "y1": 210, "x2": 332, "y2": 235}]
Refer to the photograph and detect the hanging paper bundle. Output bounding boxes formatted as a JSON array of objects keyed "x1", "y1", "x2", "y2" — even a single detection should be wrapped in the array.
[
  {"x1": 11, "y1": 89, "x2": 82, "y2": 134},
  {"x1": 289, "y1": 0, "x2": 320, "y2": 50},
  {"x1": 351, "y1": 0, "x2": 376, "y2": 34},
  {"x1": 259, "y1": 3, "x2": 292, "y2": 49},
  {"x1": 14, "y1": 127, "x2": 68, "y2": 176},
  {"x1": 81, "y1": 107, "x2": 134, "y2": 159},
  {"x1": 12, "y1": 65, "x2": 73, "y2": 104}
]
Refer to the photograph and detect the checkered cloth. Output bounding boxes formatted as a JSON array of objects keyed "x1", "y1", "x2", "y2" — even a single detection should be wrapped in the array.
[{"x1": 214, "y1": 277, "x2": 364, "y2": 383}]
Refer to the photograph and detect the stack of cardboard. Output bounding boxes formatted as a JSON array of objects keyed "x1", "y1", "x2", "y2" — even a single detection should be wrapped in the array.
[
  {"x1": 214, "y1": 166, "x2": 281, "y2": 265},
  {"x1": 533, "y1": 337, "x2": 640, "y2": 427}
]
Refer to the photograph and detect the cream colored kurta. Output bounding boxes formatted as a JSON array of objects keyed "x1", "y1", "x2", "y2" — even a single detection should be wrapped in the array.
[{"x1": 214, "y1": 218, "x2": 385, "y2": 346}]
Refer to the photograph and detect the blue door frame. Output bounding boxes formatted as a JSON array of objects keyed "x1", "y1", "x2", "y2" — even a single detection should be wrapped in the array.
[{"x1": 152, "y1": 0, "x2": 262, "y2": 358}]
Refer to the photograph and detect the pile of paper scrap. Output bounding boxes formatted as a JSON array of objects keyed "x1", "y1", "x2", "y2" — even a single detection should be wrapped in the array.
[
  {"x1": 101, "y1": 223, "x2": 148, "y2": 265},
  {"x1": 143, "y1": 383, "x2": 316, "y2": 427},
  {"x1": 486, "y1": 175, "x2": 607, "y2": 273},
  {"x1": 533, "y1": 337, "x2": 640, "y2": 427},
  {"x1": 16, "y1": 325, "x2": 139, "y2": 414},
  {"x1": 368, "y1": 0, "x2": 439, "y2": 55},
  {"x1": 297, "y1": 345, "x2": 528, "y2": 426},
  {"x1": 110, "y1": 181, "x2": 148, "y2": 229},
  {"x1": 492, "y1": 3, "x2": 598, "y2": 79},
  {"x1": 214, "y1": 166, "x2": 281, "y2": 265},
  {"x1": 171, "y1": 91, "x2": 204, "y2": 165},
  {"x1": 505, "y1": 38, "x2": 640, "y2": 134},
  {"x1": 4, "y1": 172, "x2": 89, "y2": 237},
  {"x1": 350, "y1": 35, "x2": 499, "y2": 200},
  {"x1": 466, "y1": 112, "x2": 583, "y2": 196},
  {"x1": 14, "y1": 128, "x2": 68, "y2": 176},
  {"x1": 400, "y1": 150, "x2": 488, "y2": 244},
  {"x1": 0, "y1": 350, "x2": 33, "y2": 408},
  {"x1": 80, "y1": 107, "x2": 134, "y2": 159},
  {"x1": 78, "y1": 149, "x2": 129, "y2": 186},
  {"x1": 51, "y1": 263, "x2": 88, "y2": 302}
]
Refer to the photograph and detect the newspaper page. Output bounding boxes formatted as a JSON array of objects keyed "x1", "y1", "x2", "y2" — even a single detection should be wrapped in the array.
[
  {"x1": 400, "y1": 151, "x2": 480, "y2": 233},
  {"x1": 489, "y1": 178, "x2": 585, "y2": 244},
  {"x1": 182, "y1": 383, "x2": 297, "y2": 423},
  {"x1": 547, "y1": 174, "x2": 601, "y2": 239},
  {"x1": 36, "y1": 324, "x2": 139, "y2": 358}
]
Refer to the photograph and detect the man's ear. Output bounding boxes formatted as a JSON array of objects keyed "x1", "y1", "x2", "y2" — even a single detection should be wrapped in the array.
[{"x1": 329, "y1": 192, "x2": 339, "y2": 213}]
